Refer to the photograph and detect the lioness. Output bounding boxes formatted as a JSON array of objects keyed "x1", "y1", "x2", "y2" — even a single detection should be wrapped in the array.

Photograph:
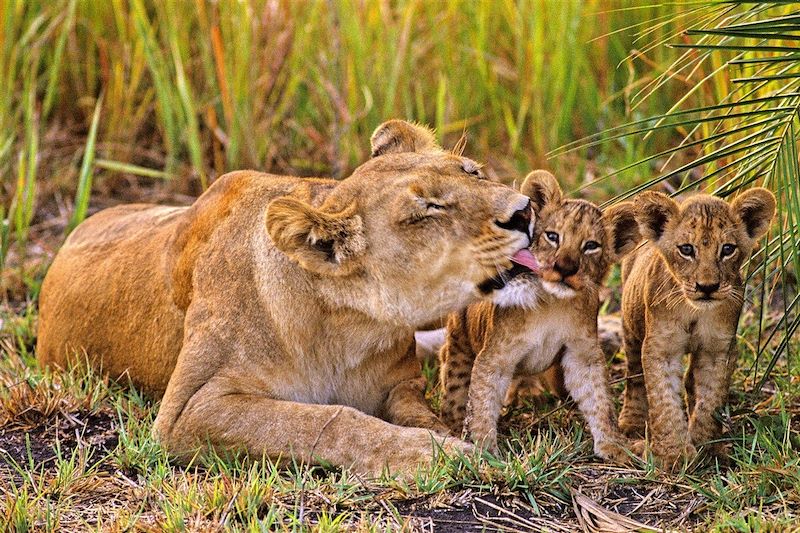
[
  {"x1": 438, "y1": 170, "x2": 640, "y2": 462},
  {"x1": 618, "y1": 189, "x2": 775, "y2": 467},
  {"x1": 37, "y1": 120, "x2": 540, "y2": 475}
]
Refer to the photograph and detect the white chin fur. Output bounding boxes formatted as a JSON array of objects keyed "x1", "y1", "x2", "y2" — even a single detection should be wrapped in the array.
[
  {"x1": 542, "y1": 280, "x2": 577, "y2": 299},
  {"x1": 686, "y1": 297, "x2": 723, "y2": 310},
  {"x1": 493, "y1": 279, "x2": 541, "y2": 309}
]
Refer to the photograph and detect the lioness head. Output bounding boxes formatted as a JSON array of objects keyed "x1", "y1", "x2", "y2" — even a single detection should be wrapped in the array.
[
  {"x1": 494, "y1": 170, "x2": 641, "y2": 306},
  {"x1": 265, "y1": 120, "x2": 536, "y2": 325},
  {"x1": 636, "y1": 189, "x2": 775, "y2": 307}
]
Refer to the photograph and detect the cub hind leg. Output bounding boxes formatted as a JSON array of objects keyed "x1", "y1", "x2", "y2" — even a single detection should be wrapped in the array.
[
  {"x1": 438, "y1": 314, "x2": 477, "y2": 435},
  {"x1": 618, "y1": 330, "x2": 648, "y2": 438}
]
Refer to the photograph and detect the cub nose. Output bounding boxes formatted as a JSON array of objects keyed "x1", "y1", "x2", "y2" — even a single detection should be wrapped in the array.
[
  {"x1": 696, "y1": 282, "x2": 720, "y2": 296},
  {"x1": 554, "y1": 259, "x2": 579, "y2": 278},
  {"x1": 496, "y1": 199, "x2": 532, "y2": 237}
]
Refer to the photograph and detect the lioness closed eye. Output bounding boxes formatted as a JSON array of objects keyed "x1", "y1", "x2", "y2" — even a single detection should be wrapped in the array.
[
  {"x1": 36, "y1": 119, "x2": 539, "y2": 476},
  {"x1": 439, "y1": 170, "x2": 641, "y2": 463},
  {"x1": 618, "y1": 189, "x2": 775, "y2": 469}
]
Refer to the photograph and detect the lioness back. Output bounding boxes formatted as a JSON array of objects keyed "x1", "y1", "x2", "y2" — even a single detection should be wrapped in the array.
[
  {"x1": 37, "y1": 171, "x2": 318, "y2": 398},
  {"x1": 38, "y1": 204, "x2": 189, "y2": 397}
]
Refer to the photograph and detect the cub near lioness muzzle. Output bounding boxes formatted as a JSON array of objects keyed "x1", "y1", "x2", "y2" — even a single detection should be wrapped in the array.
[
  {"x1": 439, "y1": 170, "x2": 642, "y2": 462},
  {"x1": 618, "y1": 189, "x2": 775, "y2": 468},
  {"x1": 36, "y1": 120, "x2": 540, "y2": 476}
]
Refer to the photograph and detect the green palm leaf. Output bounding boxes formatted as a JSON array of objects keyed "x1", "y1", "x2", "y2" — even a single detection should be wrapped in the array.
[{"x1": 563, "y1": 1, "x2": 799, "y2": 389}]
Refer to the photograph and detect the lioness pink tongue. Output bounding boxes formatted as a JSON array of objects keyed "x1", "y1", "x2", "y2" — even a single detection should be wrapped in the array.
[{"x1": 511, "y1": 249, "x2": 540, "y2": 273}]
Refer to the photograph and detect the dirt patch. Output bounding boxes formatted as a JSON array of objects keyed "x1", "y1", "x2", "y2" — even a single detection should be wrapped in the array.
[
  {"x1": 396, "y1": 492, "x2": 572, "y2": 532},
  {"x1": 0, "y1": 408, "x2": 118, "y2": 472}
]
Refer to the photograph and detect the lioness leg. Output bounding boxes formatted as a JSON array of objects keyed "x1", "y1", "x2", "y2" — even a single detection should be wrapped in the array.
[
  {"x1": 561, "y1": 342, "x2": 629, "y2": 463},
  {"x1": 383, "y1": 376, "x2": 452, "y2": 436},
  {"x1": 619, "y1": 333, "x2": 648, "y2": 438},
  {"x1": 687, "y1": 341, "x2": 737, "y2": 451},
  {"x1": 155, "y1": 376, "x2": 468, "y2": 476}
]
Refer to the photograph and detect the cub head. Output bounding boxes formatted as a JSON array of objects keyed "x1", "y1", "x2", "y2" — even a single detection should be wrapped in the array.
[
  {"x1": 494, "y1": 170, "x2": 641, "y2": 306},
  {"x1": 265, "y1": 119, "x2": 536, "y2": 325},
  {"x1": 636, "y1": 189, "x2": 776, "y2": 307}
]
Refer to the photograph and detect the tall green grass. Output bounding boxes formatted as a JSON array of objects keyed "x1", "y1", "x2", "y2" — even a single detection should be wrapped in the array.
[
  {"x1": 557, "y1": 1, "x2": 800, "y2": 384},
  {"x1": 0, "y1": 0, "x2": 700, "y2": 275}
]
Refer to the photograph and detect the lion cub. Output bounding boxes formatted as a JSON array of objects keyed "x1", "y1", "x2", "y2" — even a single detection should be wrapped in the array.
[
  {"x1": 439, "y1": 171, "x2": 641, "y2": 461},
  {"x1": 618, "y1": 189, "x2": 775, "y2": 468}
]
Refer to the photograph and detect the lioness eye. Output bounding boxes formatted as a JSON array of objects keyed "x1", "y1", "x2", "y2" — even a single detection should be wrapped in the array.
[
  {"x1": 583, "y1": 240, "x2": 601, "y2": 253},
  {"x1": 426, "y1": 202, "x2": 446, "y2": 211},
  {"x1": 461, "y1": 162, "x2": 484, "y2": 179},
  {"x1": 720, "y1": 243, "x2": 737, "y2": 258},
  {"x1": 545, "y1": 231, "x2": 559, "y2": 246},
  {"x1": 677, "y1": 244, "x2": 695, "y2": 258}
]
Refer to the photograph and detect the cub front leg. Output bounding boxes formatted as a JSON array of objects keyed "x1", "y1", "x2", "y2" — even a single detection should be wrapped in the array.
[
  {"x1": 463, "y1": 346, "x2": 518, "y2": 453},
  {"x1": 561, "y1": 341, "x2": 630, "y2": 463},
  {"x1": 687, "y1": 339, "x2": 737, "y2": 451},
  {"x1": 641, "y1": 335, "x2": 696, "y2": 468}
]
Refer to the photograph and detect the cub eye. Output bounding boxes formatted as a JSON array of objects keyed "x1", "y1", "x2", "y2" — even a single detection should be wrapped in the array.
[
  {"x1": 426, "y1": 202, "x2": 446, "y2": 211},
  {"x1": 583, "y1": 240, "x2": 601, "y2": 253},
  {"x1": 677, "y1": 244, "x2": 695, "y2": 258},
  {"x1": 545, "y1": 231, "x2": 560, "y2": 246},
  {"x1": 720, "y1": 243, "x2": 737, "y2": 258}
]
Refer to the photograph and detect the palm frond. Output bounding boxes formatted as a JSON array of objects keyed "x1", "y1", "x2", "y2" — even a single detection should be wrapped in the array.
[{"x1": 566, "y1": 1, "x2": 799, "y2": 388}]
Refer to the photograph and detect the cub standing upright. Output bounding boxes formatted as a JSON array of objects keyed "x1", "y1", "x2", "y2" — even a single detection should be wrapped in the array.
[{"x1": 618, "y1": 189, "x2": 775, "y2": 468}]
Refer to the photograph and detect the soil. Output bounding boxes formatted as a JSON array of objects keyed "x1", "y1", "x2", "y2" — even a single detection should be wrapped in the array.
[{"x1": 0, "y1": 408, "x2": 118, "y2": 473}]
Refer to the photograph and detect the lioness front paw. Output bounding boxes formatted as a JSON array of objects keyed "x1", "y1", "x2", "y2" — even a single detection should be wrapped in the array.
[{"x1": 380, "y1": 433, "x2": 474, "y2": 478}]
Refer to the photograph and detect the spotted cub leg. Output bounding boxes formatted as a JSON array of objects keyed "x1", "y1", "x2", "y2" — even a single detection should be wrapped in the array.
[
  {"x1": 438, "y1": 317, "x2": 477, "y2": 435},
  {"x1": 462, "y1": 345, "x2": 519, "y2": 453},
  {"x1": 687, "y1": 340, "x2": 737, "y2": 452},
  {"x1": 561, "y1": 341, "x2": 630, "y2": 463},
  {"x1": 641, "y1": 334, "x2": 696, "y2": 468},
  {"x1": 618, "y1": 332, "x2": 648, "y2": 438}
]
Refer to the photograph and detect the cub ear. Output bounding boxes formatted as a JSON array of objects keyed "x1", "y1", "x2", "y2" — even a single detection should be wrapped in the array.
[
  {"x1": 370, "y1": 119, "x2": 440, "y2": 157},
  {"x1": 635, "y1": 191, "x2": 679, "y2": 242},
  {"x1": 603, "y1": 201, "x2": 642, "y2": 258},
  {"x1": 730, "y1": 187, "x2": 776, "y2": 240},
  {"x1": 266, "y1": 197, "x2": 365, "y2": 276},
  {"x1": 520, "y1": 170, "x2": 562, "y2": 212}
]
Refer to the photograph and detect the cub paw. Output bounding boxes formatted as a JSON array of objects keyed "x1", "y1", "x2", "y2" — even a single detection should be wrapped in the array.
[
  {"x1": 595, "y1": 439, "x2": 635, "y2": 465},
  {"x1": 618, "y1": 411, "x2": 646, "y2": 438},
  {"x1": 652, "y1": 441, "x2": 697, "y2": 472}
]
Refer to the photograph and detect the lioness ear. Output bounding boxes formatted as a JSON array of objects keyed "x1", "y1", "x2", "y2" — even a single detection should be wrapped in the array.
[
  {"x1": 603, "y1": 202, "x2": 642, "y2": 257},
  {"x1": 635, "y1": 191, "x2": 679, "y2": 242},
  {"x1": 266, "y1": 198, "x2": 365, "y2": 276},
  {"x1": 730, "y1": 187, "x2": 776, "y2": 240},
  {"x1": 370, "y1": 119, "x2": 440, "y2": 157},
  {"x1": 520, "y1": 170, "x2": 562, "y2": 212}
]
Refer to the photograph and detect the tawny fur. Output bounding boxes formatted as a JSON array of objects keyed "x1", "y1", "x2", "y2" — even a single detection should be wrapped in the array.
[
  {"x1": 618, "y1": 189, "x2": 775, "y2": 469},
  {"x1": 439, "y1": 170, "x2": 641, "y2": 462},
  {"x1": 36, "y1": 120, "x2": 536, "y2": 477}
]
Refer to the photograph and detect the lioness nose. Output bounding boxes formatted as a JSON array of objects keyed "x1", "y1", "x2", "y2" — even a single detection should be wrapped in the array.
[
  {"x1": 696, "y1": 282, "x2": 720, "y2": 295},
  {"x1": 496, "y1": 199, "x2": 532, "y2": 237},
  {"x1": 554, "y1": 259, "x2": 579, "y2": 278}
]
